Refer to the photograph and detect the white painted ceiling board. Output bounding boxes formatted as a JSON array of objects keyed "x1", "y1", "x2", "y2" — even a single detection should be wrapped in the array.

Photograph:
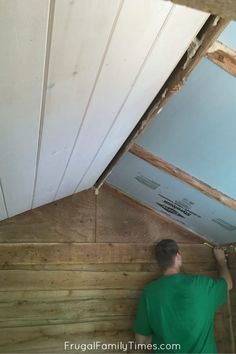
[
  {"x1": 77, "y1": 5, "x2": 209, "y2": 192},
  {"x1": 55, "y1": 0, "x2": 174, "y2": 200},
  {"x1": 0, "y1": 0, "x2": 49, "y2": 216},
  {"x1": 33, "y1": 0, "x2": 121, "y2": 208}
]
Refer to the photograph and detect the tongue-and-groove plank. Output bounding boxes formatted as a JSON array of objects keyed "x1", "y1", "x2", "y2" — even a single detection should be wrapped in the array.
[
  {"x1": 32, "y1": 0, "x2": 122, "y2": 208},
  {"x1": 0, "y1": 0, "x2": 49, "y2": 217},
  {"x1": 75, "y1": 5, "x2": 209, "y2": 193},
  {"x1": 0, "y1": 0, "x2": 209, "y2": 220},
  {"x1": 51, "y1": 0, "x2": 173, "y2": 201}
]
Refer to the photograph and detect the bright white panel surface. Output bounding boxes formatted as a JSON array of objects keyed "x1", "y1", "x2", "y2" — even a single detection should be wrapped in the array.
[
  {"x1": 55, "y1": 0, "x2": 174, "y2": 199},
  {"x1": 0, "y1": 0, "x2": 49, "y2": 216},
  {"x1": 77, "y1": 5, "x2": 209, "y2": 192},
  {"x1": 108, "y1": 153, "x2": 236, "y2": 245},
  {"x1": 33, "y1": 0, "x2": 121, "y2": 207}
]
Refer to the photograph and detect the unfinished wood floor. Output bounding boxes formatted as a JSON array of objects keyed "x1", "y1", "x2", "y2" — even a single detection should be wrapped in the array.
[{"x1": 0, "y1": 185, "x2": 233, "y2": 353}]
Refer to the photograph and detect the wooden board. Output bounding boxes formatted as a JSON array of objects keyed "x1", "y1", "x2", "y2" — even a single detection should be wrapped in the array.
[
  {"x1": 0, "y1": 0, "x2": 49, "y2": 217},
  {"x1": 0, "y1": 289, "x2": 141, "y2": 302},
  {"x1": 130, "y1": 143, "x2": 236, "y2": 211},
  {"x1": 0, "y1": 320, "x2": 133, "y2": 353},
  {"x1": 227, "y1": 253, "x2": 236, "y2": 270},
  {"x1": 0, "y1": 293, "x2": 229, "y2": 352},
  {"x1": 0, "y1": 243, "x2": 215, "y2": 266},
  {"x1": 0, "y1": 189, "x2": 95, "y2": 243},
  {"x1": 0, "y1": 262, "x2": 217, "y2": 273},
  {"x1": 0, "y1": 295, "x2": 137, "y2": 327},
  {"x1": 33, "y1": 0, "x2": 121, "y2": 208},
  {"x1": 97, "y1": 185, "x2": 204, "y2": 243},
  {"x1": 0, "y1": 270, "x2": 218, "y2": 291},
  {"x1": 207, "y1": 40, "x2": 236, "y2": 77}
]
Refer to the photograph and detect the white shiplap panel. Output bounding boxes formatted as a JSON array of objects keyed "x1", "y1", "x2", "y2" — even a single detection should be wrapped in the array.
[
  {"x1": 0, "y1": 181, "x2": 8, "y2": 221},
  {"x1": 56, "y1": 0, "x2": 172, "y2": 200},
  {"x1": 77, "y1": 5, "x2": 209, "y2": 192},
  {"x1": 33, "y1": 0, "x2": 121, "y2": 208},
  {"x1": 0, "y1": 0, "x2": 49, "y2": 217}
]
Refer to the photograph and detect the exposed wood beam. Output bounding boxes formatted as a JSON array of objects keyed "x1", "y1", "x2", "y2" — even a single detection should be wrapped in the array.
[
  {"x1": 171, "y1": 0, "x2": 236, "y2": 20},
  {"x1": 95, "y1": 16, "x2": 229, "y2": 190},
  {"x1": 130, "y1": 143, "x2": 236, "y2": 211},
  {"x1": 206, "y1": 40, "x2": 236, "y2": 76}
]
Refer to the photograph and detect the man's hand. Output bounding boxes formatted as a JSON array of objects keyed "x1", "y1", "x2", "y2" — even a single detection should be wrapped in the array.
[{"x1": 213, "y1": 248, "x2": 226, "y2": 263}]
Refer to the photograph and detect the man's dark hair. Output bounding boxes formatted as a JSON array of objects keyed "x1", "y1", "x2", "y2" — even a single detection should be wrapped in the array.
[{"x1": 155, "y1": 239, "x2": 179, "y2": 270}]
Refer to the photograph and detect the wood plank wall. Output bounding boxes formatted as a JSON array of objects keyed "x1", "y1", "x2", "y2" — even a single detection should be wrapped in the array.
[
  {"x1": 0, "y1": 185, "x2": 233, "y2": 353},
  {"x1": 229, "y1": 256, "x2": 236, "y2": 351}
]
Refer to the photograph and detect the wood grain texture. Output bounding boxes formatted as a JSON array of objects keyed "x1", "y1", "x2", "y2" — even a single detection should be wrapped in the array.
[
  {"x1": 0, "y1": 243, "x2": 216, "y2": 265},
  {"x1": 0, "y1": 189, "x2": 95, "y2": 243},
  {"x1": 0, "y1": 270, "x2": 158, "y2": 290},
  {"x1": 130, "y1": 143, "x2": 236, "y2": 211},
  {"x1": 207, "y1": 40, "x2": 236, "y2": 77},
  {"x1": 0, "y1": 262, "x2": 217, "y2": 273},
  {"x1": 0, "y1": 289, "x2": 140, "y2": 331},
  {"x1": 0, "y1": 320, "x2": 133, "y2": 353},
  {"x1": 171, "y1": 0, "x2": 236, "y2": 19},
  {"x1": 0, "y1": 186, "x2": 233, "y2": 353},
  {"x1": 0, "y1": 297, "x2": 136, "y2": 328},
  {"x1": 0, "y1": 269, "x2": 219, "y2": 291},
  {"x1": 97, "y1": 185, "x2": 204, "y2": 243},
  {"x1": 0, "y1": 300, "x2": 228, "y2": 352},
  {"x1": 229, "y1": 251, "x2": 236, "y2": 350}
]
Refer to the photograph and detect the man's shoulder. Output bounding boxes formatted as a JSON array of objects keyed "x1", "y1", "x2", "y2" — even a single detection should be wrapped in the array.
[{"x1": 144, "y1": 274, "x2": 214, "y2": 292}]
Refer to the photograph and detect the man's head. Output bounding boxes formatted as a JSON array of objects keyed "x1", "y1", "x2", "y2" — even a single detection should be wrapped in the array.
[{"x1": 155, "y1": 239, "x2": 182, "y2": 272}]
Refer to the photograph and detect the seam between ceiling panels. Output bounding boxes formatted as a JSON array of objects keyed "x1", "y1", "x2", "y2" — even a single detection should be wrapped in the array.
[
  {"x1": 31, "y1": 0, "x2": 56, "y2": 209},
  {"x1": 53, "y1": 0, "x2": 124, "y2": 201},
  {"x1": 75, "y1": 4, "x2": 175, "y2": 193}
]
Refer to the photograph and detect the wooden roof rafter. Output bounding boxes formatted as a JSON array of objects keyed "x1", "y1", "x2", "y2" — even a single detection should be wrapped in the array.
[
  {"x1": 130, "y1": 143, "x2": 236, "y2": 212},
  {"x1": 206, "y1": 40, "x2": 236, "y2": 77}
]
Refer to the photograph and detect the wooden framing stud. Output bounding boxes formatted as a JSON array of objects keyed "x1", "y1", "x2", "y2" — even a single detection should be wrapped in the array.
[
  {"x1": 130, "y1": 143, "x2": 236, "y2": 212},
  {"x1": 207, "y1": 41, "x2": 236, "y2": 77}
]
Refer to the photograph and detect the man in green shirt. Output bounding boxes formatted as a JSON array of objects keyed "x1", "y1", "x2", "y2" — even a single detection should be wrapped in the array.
[{"x1": 132, "y1": 239, "x2": 233, "y2": 353}]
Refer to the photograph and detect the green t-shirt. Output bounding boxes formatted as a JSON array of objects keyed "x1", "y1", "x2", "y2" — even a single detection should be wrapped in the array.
[{"x1": 132, "y1": 274, "x2": 227, "y2": 353}]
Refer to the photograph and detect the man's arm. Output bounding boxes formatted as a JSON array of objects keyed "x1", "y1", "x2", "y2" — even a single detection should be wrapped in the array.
[{"x1": 213, "y1": 248, "x2": 233, "y2": 291}]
